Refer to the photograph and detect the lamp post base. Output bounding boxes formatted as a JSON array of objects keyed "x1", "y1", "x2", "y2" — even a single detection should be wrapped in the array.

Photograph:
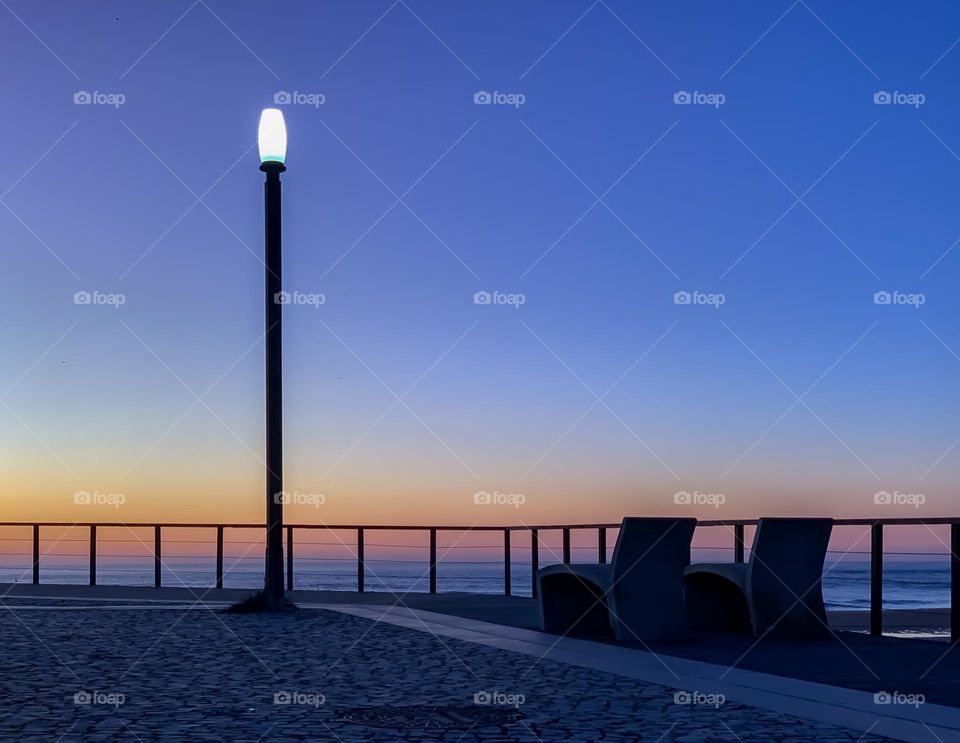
[
  {"x1": 264, "y1": 546, "x2": 286, "y2": 611},
  {"x1": 225, "y1": 588, "x2": 297, "y2": 614}
]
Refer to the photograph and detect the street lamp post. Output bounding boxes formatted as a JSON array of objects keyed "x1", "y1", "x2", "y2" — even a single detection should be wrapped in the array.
[{"x1": 259, "y1": 108, "x2": 287, "y2": 611}]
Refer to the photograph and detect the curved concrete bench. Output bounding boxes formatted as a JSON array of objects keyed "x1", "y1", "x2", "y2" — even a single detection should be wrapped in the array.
[
  {"x1": 538, "y1": 517, "x2": 697, "y2": 642},
  {"x1": 684, "y1": 517, "x2": 834, "y2": 640}
]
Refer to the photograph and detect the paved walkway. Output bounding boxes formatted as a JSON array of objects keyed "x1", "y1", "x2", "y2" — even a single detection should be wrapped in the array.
[
  {"x1": 325, "y1": 604, "x2": 960, "y2": 742},
  {"x1": 0, "y1": 594, "x2": 904, "y2": 742}
]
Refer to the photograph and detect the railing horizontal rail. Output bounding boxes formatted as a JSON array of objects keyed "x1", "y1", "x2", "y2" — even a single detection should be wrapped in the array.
[
  {"x1": 3, "y1": 517, "x2": 960, "y2": 529},
  {"x1": 4, "y1": 517, "x2": 958, "y2": 643}
]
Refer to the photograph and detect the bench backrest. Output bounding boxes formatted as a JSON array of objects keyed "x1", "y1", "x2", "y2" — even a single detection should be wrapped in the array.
[
  {"x1": 608, "y1": 517, "x2": 697, "y2": 639},
  {"x1": 749, "y1": 517, "x2": 834, "y2": 600},
  {"x1": 611, "y1": 517, "x2": 697, "y2": 584}
]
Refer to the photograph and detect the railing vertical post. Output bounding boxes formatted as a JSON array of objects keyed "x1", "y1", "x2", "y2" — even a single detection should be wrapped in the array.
[
  {"x1": 598, "y1": 527, "x2": 607, "y2": 564},
  {"x1": 504, "y1": 529, "x2": 511, "y2": 596},
  {"x1": 32, "y1": 525, "x2": 39, "y2": 584},
  {"x1": 154, "y1": 526, "x2": 161, "y2": 588},
  {"x1": 871, "y1": 522, "x2": 883, "y2": 636},
  {"x1": 952, "y1": 523, "x2": 960, "y2": 645},
  {"x1": 531, "y1": 528, "x2": 539, "y2": 599},
  {"x1": 357, "y1": 528, "x2": 365, "y2": 593},
  {"x1": 89, "y1": 525, "x2": 97, "y2": 586},
  {"x1": 562, "y1": 528, "x2": 571, "y2": 564},
  {"x1": 429, "y1": 529, "x2": 437, "y2": 594},
  {"x1": 734, "y1": 524, "x2": 745, "y2": 564},
  {"x1": 286, "y1": 526, "x2": 294, "y2": 591},
  {"x1": 215, "y1": 527, "x2": 224, "y2": 589}
]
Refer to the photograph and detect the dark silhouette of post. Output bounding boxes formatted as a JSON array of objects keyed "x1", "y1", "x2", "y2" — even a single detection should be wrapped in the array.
[
  {"x1": 89, "y1": 525, "x2": 96, "y2": 586},
  {"x1": 951, "y1": 523, "x2": 959, "y2": 644},
  {"x1": 286, "y1": 526, "x2": 294, "y2": 590},
  {"x1": 262, "y1": 157, "x2": 285, "y2": 611},
  {"x1": 503, "y1": 529, "x2": 511, "y2": 596},
  {"x1": 154, "y1": 526, "x2": 161, "y2": 588},
  {"x1": 530, "y1": 528, "x2": 539, "y2": 598},
  {"x1": 871, "y1": 522, "x2": 883, "y2": 636},
  {"x1": 215, "y1": 526, "x2": 224, "y2": 589},
  {"x1": 32, "y1": 525, "x2": 39, "y2": 584},
  {"x1": 429, "y1": 528, "x2": 437, "y2": 594},
  {"x1": 357, "y1": 528, "x2": 365, "y2": 592}
]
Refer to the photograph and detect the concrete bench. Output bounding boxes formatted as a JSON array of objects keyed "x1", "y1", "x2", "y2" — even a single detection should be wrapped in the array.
[
  {"x1": 684, "y1": 517, "x2": 834, "y2": 639},
  {"x1": 538, "y1": 517, "x2": 697, "y2": 642}
]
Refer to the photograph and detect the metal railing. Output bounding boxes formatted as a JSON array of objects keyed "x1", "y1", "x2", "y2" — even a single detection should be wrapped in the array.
[{"x1": 3, "y1": 517, "x2": 958, "y2": 642}]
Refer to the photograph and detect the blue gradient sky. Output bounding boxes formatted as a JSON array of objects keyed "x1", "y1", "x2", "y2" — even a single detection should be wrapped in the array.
[{"x1": 3, "y1": 1, "x2": 960, "y2": 529}]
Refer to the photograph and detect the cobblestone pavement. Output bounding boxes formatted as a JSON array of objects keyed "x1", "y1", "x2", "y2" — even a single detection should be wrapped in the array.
[{"x1": 0, "y1": 600, "x2": 895, "y2": 741}]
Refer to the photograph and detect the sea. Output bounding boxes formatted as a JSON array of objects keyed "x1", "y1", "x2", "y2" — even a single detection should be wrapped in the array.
[{"x1": 0, "y1": 551, "x2": 951, "y2": 611}]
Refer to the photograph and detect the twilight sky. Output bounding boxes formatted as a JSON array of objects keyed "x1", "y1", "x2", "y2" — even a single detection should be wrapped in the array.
[{"x1": 2, "y1": 0, "x2": 960, "y2": 534}]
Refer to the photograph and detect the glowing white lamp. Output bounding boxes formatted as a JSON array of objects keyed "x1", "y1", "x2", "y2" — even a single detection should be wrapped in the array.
[{"x1": 258, "y1": 108, "x2": 287, "y2": 164}]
